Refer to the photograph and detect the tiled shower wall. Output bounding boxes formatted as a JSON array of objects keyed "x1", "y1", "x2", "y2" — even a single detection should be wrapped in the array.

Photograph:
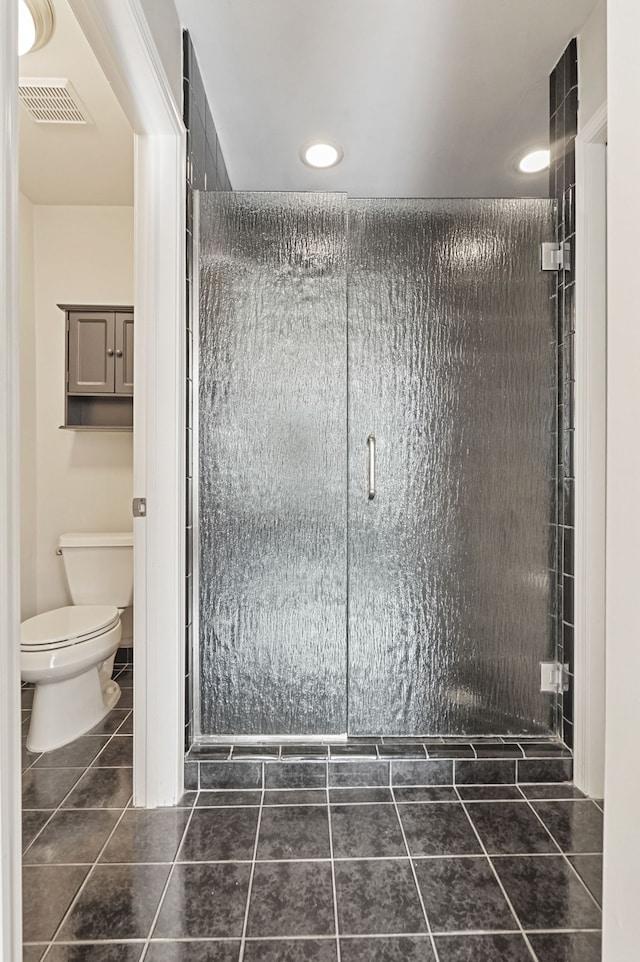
[
  {"x1": 549, "y1": 40, "x2": 577, "y2": 749},
  {"x1": 183, "y1": 32, "x2": 232, "y2": 746}
]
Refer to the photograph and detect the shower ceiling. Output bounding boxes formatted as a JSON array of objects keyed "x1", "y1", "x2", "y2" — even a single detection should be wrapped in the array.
[{"x1": 176, "y1": 0, "x2": 598, "y2": 198}]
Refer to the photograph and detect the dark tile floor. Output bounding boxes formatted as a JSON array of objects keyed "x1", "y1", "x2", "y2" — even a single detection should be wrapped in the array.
[{"x1": 22, "y1": 667, "x2": 603, "y2": 961}]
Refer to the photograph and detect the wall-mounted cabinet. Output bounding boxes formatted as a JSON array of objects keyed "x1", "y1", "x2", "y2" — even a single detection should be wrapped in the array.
[{"x1": 59, "y1": 305, "x2": 134, "y2": 430}]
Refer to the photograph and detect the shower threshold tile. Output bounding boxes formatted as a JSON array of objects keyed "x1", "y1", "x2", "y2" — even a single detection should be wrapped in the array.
[
  {"x1": 329, "y1": 787, "x2": 392, "y2": 803},
  {"x1": 196, "y1": 790, "x2": 262, "y2": 807},
  {"x1": 281, "y1": 745, "x2": 329, "y2": 758},
  {"x1": 264, "y1": 789, "x2": 327, "y2": 805},
  {"x1": 329, "y1": 744, "x2": 379, "y2": 758},
  {"x1": 393, "y1": 786, "x2": 457, "y2": 803}
]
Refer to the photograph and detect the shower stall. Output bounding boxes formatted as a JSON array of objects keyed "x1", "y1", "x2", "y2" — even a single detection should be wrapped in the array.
[{"x1": 193, "y1": 191, "x2": 556, "y2": 742}]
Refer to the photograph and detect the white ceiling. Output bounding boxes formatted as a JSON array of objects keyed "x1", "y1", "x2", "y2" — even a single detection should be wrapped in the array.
[
  {"x1": 176, "y1": 0, "x2": 598, "y2": 198},
  {"x1": 18, "y1": 0, "x2": 133, "y2": 206}
]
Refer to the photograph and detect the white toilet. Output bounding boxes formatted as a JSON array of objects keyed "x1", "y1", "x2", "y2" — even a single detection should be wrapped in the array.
[{"x1": 21, "y1": 532, "x2": 133, "y2": 753}]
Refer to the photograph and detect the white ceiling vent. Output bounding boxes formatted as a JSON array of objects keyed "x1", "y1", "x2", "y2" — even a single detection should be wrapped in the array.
[{"x1": 18, "y1": 78, "x2": 92, "y2": 124}]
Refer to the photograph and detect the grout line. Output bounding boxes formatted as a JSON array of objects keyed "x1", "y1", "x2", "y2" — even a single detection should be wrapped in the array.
[
  {"x1": 237, "y1": 776, "x2": 266, "y2": 962},
  {"x1": 21, "y1": 733, "x2": 121, "y2": 858},
  {"x1": 391, "y1": 784, "x2": 441, "y2": 962},
  {"x1": 326, "y1": 777, "x2": 342, "y2": 962},
  {"x1": 40, "y1": 794, "x2": 133, "y2": 959},
  {"x1": 138, "y1": 796, "x2": 200, "y2": 961},
  {"x1": 523, "y1": 798, "x2": 603, "y2": 913},
  {"x1": 454, "y1": 787, "x2": 541, "y2": 962}
]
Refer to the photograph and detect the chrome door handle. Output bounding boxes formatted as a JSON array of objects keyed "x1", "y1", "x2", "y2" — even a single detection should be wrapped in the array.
[
  {"x1": 106, "y1": 348, "x2": 114, "y2": 356},
  {"x1": 115, "y1": 349, "x2": 123, "y2": 357},
  {"x1": 367, "y1": 434, "x2": 375, "y2": 500}
]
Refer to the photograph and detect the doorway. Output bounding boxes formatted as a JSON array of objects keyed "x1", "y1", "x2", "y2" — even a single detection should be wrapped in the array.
[{"x1": 194, "y1": 191, "x2": 557, "y2": 740}]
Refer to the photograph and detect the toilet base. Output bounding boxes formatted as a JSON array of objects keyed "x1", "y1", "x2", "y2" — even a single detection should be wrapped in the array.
[{"x1": 27, "y1": 665, "x2": 121, "y2": 753}]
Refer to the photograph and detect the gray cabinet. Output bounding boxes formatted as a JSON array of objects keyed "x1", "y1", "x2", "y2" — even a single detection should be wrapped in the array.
[{"x1": 60, "y1": 305, "x2": 134, "y2": 429}]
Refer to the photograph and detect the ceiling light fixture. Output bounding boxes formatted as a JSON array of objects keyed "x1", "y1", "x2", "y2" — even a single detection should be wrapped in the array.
[
  {"x1": 18, "y1": 0, "x2": 55, "y2": 57},
  {"x1": 518, "y1": 148, "x2": 550, "y2": 174},
  {"x1": 301, "y1": 142, "x2": 343, "y2": 169}
]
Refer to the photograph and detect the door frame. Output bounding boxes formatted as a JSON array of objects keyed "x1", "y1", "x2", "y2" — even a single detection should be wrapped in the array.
[
  {"x1": 0, "y1": 1, "x2": 23, "y2": 956},
  {"x1": 67, "y1": 0, "x2": 186, "y2": 807},
  {"x1": 573, "y1": 101, "x2": 607, "y2": 798},
  {"x1": 0, "y1": 4, "x2": 186, "y2": 952}
]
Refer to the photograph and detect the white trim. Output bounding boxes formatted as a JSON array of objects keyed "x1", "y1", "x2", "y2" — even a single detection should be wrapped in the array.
[
  {"x1": 0, "y1": 2, "x2": 25, "y2": 958},
  {"x1": 573, "y1": 124, "x2": 607, "y2": 798},
  {"x1": 580, "y1": 101, "x2": 608, "y2": 144},
  {"x1": 67, "y1": 0, "x2": 186, "y2": 806}
]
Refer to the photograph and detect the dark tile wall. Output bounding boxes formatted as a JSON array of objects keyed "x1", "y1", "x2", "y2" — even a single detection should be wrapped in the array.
[
  {"x1": 183, "y1": 31, "x2": 232, "y2": 748},
  {"x1": 549, "y1": 40, "x2": 577, "y2": 749}
]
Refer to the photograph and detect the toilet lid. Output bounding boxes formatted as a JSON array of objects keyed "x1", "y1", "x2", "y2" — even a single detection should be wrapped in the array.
[{"x1": 21, "y1": 606, "x2": 119, "y2": 649}]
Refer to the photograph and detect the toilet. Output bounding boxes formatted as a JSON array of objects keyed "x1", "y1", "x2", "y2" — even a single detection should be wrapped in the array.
[{"x1": 21, "y1": 532, "x2": 133, "y2": 753}]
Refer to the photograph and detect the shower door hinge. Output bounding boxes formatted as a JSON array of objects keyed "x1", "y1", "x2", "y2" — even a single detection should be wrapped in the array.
[
  {"x1": 540, "y1": 241, "x2": 571, "y2": 272},
  {"x1": 540, "y1": 661, "x2": 570, "y2": 694},
  {"x1": 132, "y1": 497, "x2": 147, "y2": 518}
]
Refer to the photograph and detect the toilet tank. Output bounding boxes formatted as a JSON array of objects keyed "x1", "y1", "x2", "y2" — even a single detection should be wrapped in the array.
[{"x1": 58, "y1": 532, "x2": 134, "y2": 607}]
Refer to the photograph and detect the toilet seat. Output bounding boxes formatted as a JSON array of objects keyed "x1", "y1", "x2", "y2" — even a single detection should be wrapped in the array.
[{"x1": 21, "y1": 605, "x2": 120, "y2": 652}]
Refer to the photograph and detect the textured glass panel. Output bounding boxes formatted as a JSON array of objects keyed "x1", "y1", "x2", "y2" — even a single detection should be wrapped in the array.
[
  {"x1": 198, "y1": 192, "x2": 348, "y2": 735},
  {"x1": 347, "y1": 199, "x2": 556, "y2": 735}
]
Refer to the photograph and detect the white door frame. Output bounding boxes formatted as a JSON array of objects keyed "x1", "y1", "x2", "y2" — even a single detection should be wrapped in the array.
[
  {"x1": 0, "y1": 4, "x2": 186, "y2": 950},
  {"x1": 67, "y1": 0, "x2": 186, "y2": 808},
  {"x1": 573, "y1": 101, "x2": 607, "y2": 798},
  {"x1": 0, "y1": 0, "x2": 23, "y2": 957}
]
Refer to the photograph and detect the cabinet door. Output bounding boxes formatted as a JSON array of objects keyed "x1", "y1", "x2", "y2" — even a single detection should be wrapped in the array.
[
  {"x1": 115, "y1": 312, "x2": 134, "y2": 395},
  {"x1": 68, "y1": 311, "x2": 115, "y2": 394}
]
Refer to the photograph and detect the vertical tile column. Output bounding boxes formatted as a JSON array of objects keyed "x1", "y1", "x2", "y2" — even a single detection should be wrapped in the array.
[
  {"x1": 183, "y1": 31, "x2": 232, "y2": 748},
  {"x1": 549, "y1": 40, "x2": 577, "y2": 748}
]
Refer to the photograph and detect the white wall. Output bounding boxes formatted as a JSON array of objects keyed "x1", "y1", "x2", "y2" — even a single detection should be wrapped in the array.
[
  {"x1": 578, "y1": 0, "x2": 607, "y2": 130},
  {"x1": 602, "y1": 0, "x2": 640, "y2": 958},
  {"x1": 32, "y1": 205, "x2": 134, "y2": 614},
  {"x1": 19, "y1": 193, "x2": 37, "y2": 620}
]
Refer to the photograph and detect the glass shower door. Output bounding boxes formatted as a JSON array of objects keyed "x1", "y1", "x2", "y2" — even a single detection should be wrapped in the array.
[
  {"x1": 197, "y1": 191, "x2": 348, "y2": 736},
  {"x1": 347, "y1": 198, "x2": 556, "y2": 736}
]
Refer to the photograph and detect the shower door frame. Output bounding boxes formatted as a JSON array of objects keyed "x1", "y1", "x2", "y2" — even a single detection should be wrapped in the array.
[{"x1": 192, "y1": 193, "x2": 558, "y2": 743}]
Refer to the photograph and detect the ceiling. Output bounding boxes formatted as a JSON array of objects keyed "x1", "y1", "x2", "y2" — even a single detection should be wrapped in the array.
[
  {"x1": 176, "y1": 0, "x2": 598, "y2": 198},
  {"x1": 18, "y1": 0, "x2": 133, "y2": 206}
]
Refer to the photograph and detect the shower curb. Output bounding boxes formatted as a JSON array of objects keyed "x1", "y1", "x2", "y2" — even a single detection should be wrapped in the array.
[{"x1": 184, "y1": 741, "x2": 572, "y2": 791}]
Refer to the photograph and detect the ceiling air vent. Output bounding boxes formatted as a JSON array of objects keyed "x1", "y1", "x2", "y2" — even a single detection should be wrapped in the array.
[{"x1": 18, "y1": 77, "x2": 92, "y2": 124}]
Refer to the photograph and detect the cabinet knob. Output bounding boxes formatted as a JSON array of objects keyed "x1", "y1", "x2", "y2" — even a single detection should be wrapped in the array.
[
  {"x1": 115, "y1": 349, "x2": 123, "y2": 357},
  {"x1": 106, "y1": 348, "x2": 114, "y2": 356}
]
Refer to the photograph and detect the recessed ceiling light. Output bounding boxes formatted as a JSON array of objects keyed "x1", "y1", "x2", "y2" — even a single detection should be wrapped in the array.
[
  {"x1": 518, "y1": 149, "x2": 550, "y2": 174},
  {"x1": 301, "y1": 142, "x2": 343, "y2": 169},
  {"x1": 18, "y1": 0, "x2": 55, "y2": 57}
]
